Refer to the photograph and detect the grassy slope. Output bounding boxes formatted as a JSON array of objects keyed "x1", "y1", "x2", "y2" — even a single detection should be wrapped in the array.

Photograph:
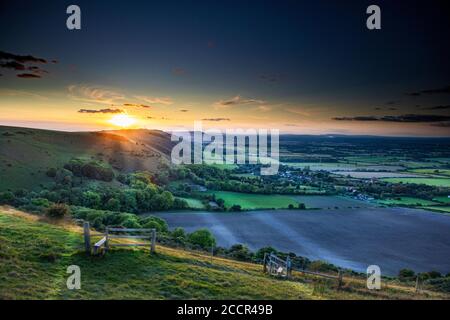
[
  {"x1": 0, "y1": 126, "x2": 171, "y2": 191},
  {"x1": 2, "y1": 207, "x2": 446, "y2": 300}
]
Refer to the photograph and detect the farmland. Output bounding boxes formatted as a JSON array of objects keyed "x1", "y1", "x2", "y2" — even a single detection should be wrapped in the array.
[{"x1": 381, "y1": 177, "x2": 450, "y2": 187}]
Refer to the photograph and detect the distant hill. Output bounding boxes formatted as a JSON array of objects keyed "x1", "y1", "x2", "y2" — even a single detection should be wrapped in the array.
[{"x1": 0, "y1": 126, "x2": 174, "y2": 191}]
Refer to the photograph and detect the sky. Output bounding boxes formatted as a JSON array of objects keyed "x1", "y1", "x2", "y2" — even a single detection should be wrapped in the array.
[{"x1": 0, "y1": 0, "x2": 450, "y2": 136}]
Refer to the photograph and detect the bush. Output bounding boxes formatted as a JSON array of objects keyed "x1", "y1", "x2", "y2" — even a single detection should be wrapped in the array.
[
  {"x1": 45, "y1": 203, "x2": 70, "y2": 219},
  {"x1": 226, "y1": 244, "x2": 253, "y2": 261},
  {"x1": 0, "y1": 191, "x2": 15, "y2": 205},
  {"x1": 188, "y1": 229, "x2": 216, "y2": 249},
  {"x1": 141, "y1": 216, "x2": 168, "y2": 232},
  {"x1": 230, "y1": 204, "x2": 242, "y2": 212},
  {"x1": 398, "y1": 268, "x2": 415, "y2": 280}
]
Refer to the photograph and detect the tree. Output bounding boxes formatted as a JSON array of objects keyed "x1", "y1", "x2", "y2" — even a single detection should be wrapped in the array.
[
  {"x1": 46, "y1": 203, "x2": 70, "y2": 219},
  {"x1": 188, "y1": 229, "x2": 216, "y2": 249},
  {"x1": 106, "y1": 198, "x2": 121, "y2": 211}
]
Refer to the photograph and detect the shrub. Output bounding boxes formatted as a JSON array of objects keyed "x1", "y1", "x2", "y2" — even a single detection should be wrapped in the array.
[
  {"x1": 0, "y1": 191, "x2": 15, "y2": 205},
  {"x1": 188, "y1": 229, "x2": 216, "y2": 249},
  {"x1": 46, "y1": 167, "x2": 57, "y2": 178},
  {"x1": 141, "y1": 216, "x2": 168, "y2": 232},
  {"x1": 398, "y1": 268, "x2": 415, "y2": 280},
  {"x1": 230, "y1": 204, "x2": 242, "y2": 212},
  {"x1": 226, "y1": 244, "x2": 253, "y2": 261},
  {"x1": 45, "y1": 203, "x2": 70, "y2": 219}
]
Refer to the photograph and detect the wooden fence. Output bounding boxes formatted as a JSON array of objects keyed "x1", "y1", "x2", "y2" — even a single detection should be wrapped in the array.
[
  {"x1": 83, "y1": 221, "x2": 156, "y2": 255},
  {"x1": 263, "y1": 252, "x2": 343, "y2": 288}
]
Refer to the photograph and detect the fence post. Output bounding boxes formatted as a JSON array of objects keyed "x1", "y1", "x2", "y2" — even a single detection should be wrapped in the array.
[
  {"x1": 337, "y1": 270, "x2": 343, "y2": 290},
  {"x1": 105, "y1": 227, "x2": 109, "y2": 252},
  {"x1": 151, "y1": 228, "x2": 156, "y2": 253},
  {"x1": 83, "y1": 221, "x2": 91, "y2": 254},
  {"x1": 286, "y1": 256, "x2": 292, "y2": 279},
  {"x1": 263, "y1": 253, "x2": 267, "y2": 273},
  {"x1": 415, "y1": 275, "x2": 420, "y2": 293}
]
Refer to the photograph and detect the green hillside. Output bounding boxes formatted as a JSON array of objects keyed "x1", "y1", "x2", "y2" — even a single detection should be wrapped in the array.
[
  {"x1": 0, "y1": 126, "x2": 172, "y2": 191},
  {"x1": 1, "y1": 207, "x2": 448, "y2": 300}
]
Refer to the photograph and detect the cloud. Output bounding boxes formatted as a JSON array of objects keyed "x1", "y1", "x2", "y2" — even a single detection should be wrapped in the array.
[
  {"x1": 17, "y1": 73, "x2": 41, "y2": 78},
  {"x1": 406, "y1": 85, "x2": 450, "y2": 96},
  {"x1": 333, "y1": 114, "x2": 450, "y2": 123},
  {"x1": 78, "y1": 108, "x2": 124, "y2": 114},
  {"x1": 422, "y1": 105, "x2": 450, "y2": 110},
  {"x1": 68, "y1": 85, "x2": 125, "y2": 104},
  {"x1": 215, "y1": 95, "x2": 265, "y2": 108},
  {"x1": 123, "y1": 103, "x2": 151, "y2": 108},
  {"x1": 374, "y1": 107, "x2": 397, "y2": 111},
  {"x1": 172, "y1": 67, "x2": 186, "y2": 76},
  {"x1": 135, "y1": 95, "x2": 173, "y2": 105},
  {"x1": 285, "y1": 108, "x2": 311, "y2": 117},
  {"x1": 431, "y1": 122, "x2": 450, "y2": 127},
  {"x1": 0, "y1": 51, "x2": 47, "y2": 64},
  {"x1": 333, "y1": 116, "x2": 379, "y2": 121},
  {"x1": 385, "y1": 100, "x2": 399, "y2": 105},
  {"x1": 202, "y1": 118, "x2": 230, "y2": 121},
  {"x1": 255, "y1": 105, "x2": 272, "y2": 112},
  {"x1": 0, "y1": 51, "x2": 49, "y2": 78},
  {"x1": 259, "y1": 73, "x2": 283, "y2": 83},
  {"x1": 284, "y1": 123, "x2": 300, "y2": 127},
  {"x1": 179, "y1": 109, "x2": 189, "y2": 112},
  {"x1": 0, "y1": 89, "x2": 48, "y2": 100},
  {"x1": 0, "y1": 61, "x2": 26, "y2": 70}
]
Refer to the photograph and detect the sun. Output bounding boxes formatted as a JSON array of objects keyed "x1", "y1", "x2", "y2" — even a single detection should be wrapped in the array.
[{"x1": 109, "y1": 114, "x2": 136, "y2": 127}]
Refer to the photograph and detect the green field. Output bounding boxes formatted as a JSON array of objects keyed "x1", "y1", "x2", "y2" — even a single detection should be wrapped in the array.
[
  {"x1": 433, "y1": 196, "x2": 450, "y2": 204},
  {"x1": 177, "y1": 197, "x2": 205, "y2": 209},
  {"x1": 409, "y1": 169, "x2": 450, "y2": 177},
  {"x1": 208, "y1": 191, "x2": 299, "y2": 209},
  {"x1": 382, "y1": 177, "x2": 450, "y2": 187},
  {"x1": 377, "y1": 197, "x2": 439, "y2": 207}
]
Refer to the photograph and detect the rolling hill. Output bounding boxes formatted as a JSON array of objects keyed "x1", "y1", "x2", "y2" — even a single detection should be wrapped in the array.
[{"x1": 0, "y1": 126, "x2": 174, "y2": 191}]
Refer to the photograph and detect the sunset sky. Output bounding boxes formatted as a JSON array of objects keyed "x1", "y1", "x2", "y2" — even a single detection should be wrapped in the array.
[{"x1": 1, "y1": 0, "x2": 449, "y2": 136}]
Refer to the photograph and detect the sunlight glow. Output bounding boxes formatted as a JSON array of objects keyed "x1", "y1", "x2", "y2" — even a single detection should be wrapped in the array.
[{"x1": 109, "y1": 114, "x2": 136, "y2": 127}]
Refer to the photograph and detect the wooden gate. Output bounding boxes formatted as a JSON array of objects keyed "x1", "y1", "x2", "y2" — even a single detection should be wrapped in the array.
[{"x1": 83, "y1": 221, "x2": 156, "y2": 255}]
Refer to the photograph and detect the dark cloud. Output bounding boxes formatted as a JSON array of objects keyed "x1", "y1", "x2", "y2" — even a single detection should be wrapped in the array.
[
  {"x1": 385, "y1": 100, "x2": 399, "y2": 105},
  {"x1": 78, "y1": 108, "x2": 124, "y2": 114},
  {"x1": 0, "y1": 51, "x2": 49, "y2": 78},
  {"x1": 333, "y1": 116, "x2": 379, "y2": 121},
  {"x1": 216, "y1": 95, "x2": 264, "y2": 106},
  {"x1": 333, "y1": 114, "x2": 450, "y2": 123},
  {"x1": 259, "y1": 73, "x2": 283, "y2": 83},
  {"x1": 431, "y1": 122, "x2": 450, "y2": 127},
  {"x1": 179, "y1": 109, "x2": 189, "y2": 112},
  {"x1": 374, "y1": 106, "x2": 397, "y2": 111},
  {"x1": 0, "y1": 51, "x2": 47, "y2": 64},
  {"x1": 406, "y1": 85, "x2": 450, "y2": 96},
  {"x1": 422, "y1": 105, "x2": 450, "y2": 110},
  {"x1": 202, "y1": 118, "x2": 230, "y2": 121},
  {"x1": 0, "y1": 61, "x2": 26, "y2": 70},
  {"x1": 17, "y1": 73, "x2": 41, "y2": 78}
]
